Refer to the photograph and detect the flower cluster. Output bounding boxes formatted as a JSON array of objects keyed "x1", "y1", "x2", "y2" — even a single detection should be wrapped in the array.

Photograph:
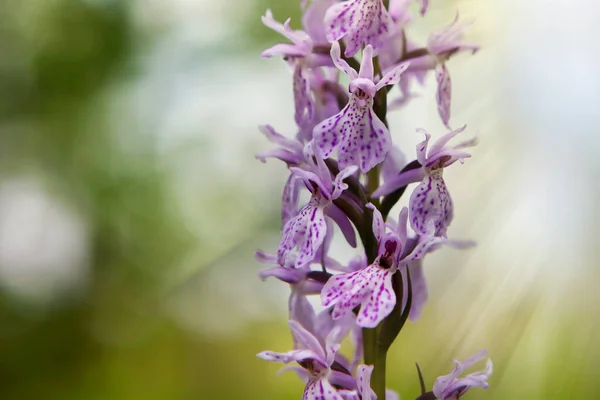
[{"x1": 255, "y1": 1, "x2": 491, "y2": 399}]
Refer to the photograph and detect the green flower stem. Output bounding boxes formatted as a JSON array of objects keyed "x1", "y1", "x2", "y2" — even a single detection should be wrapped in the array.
[{"x1": 362, "y1": 52, "x2": 389, "y2": 400}]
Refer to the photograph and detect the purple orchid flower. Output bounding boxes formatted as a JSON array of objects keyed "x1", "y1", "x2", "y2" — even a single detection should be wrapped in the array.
[
  {"x1": 257, "y1": 320, "x2": 355, "y2": 400},
  {"x1": 320, "y1": 204, "x2": 442, "y2": 328},
  {"x1": 427, "y1": 13, "x2": 479, "y2": 129},
  {"x1": 278, "y1": 145, "x2": 358, "y2": 269},
  {"x1": 324, "y1": 0, "x2": 395, "y2": 57},
  {"x1": 261, "y1": 10, "x2": 316, "y2": 128},
  {"x1": 433, "y1": 350, "x2": 493, "y2": 400},
  {"x1": 373, "y1": 126, "x2": 475, "y2": 238},
  {"x1": 313, "y1": 42, "x2": 408, "y2": 172}
]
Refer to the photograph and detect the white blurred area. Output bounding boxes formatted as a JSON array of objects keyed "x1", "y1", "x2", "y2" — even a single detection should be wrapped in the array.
[{"x1": 0, "y1": 177, "x2": 90, "y2": 303}]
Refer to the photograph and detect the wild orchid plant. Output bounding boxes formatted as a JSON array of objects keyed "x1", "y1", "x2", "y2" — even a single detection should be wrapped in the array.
[{"x1": 255, "y1": 1, "x2": 492, "y2": 399}]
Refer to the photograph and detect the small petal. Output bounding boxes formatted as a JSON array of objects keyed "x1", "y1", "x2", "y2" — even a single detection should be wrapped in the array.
[
  {"x1": 435, "y1": 64, "x2": 452, "y2": 129},
  {"x1": 409, "y1": 169, "x2": 453, "y2": 237},
  {"x1": 282, "y1": 174, "x2": 301, "y2": 227},
  {"x1": 375, "y1": 61, "x2": 409, "y2": 91},
  {"x1": 407, "y1": 260, "x2": 428, "y2": 322},
  {"x1": 289, "y1": 320, "x2": 327, "y2": 362},
  {"x1": 330, "y1": 41, "x2": 359, "y2": 79},
  {"x1": 366, "y1": 203, "x2": 385, "y2": 241},
  {"x1": 303, "y1": 379, "x2": 344, "y2": 400},
  {"x1": 356, "y1": 267, "x2": 395, "y2": 328},
  {"x1": 294, "y1": 64, "x2": 316, "y2": 127},
  {"x1": 356, "y1": 365, "x2": 375, "y2": 400}
]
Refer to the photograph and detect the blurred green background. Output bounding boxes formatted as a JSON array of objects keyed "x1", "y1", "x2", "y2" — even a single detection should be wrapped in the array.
[{"x1": 0, "y1": 0, "x2": 599, "y2": 399}]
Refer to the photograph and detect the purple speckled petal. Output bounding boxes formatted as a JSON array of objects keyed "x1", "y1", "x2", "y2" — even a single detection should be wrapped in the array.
[
  {"x1": 348, "y1": 106, "x2": 391, "y2": 172},
  {"x1": 356, "y1": 365, "x2": 375, "y2": 400},
  {"x1": 282, "y1": 174, "x2": 301, "y2": 227},
  {"x1": 435, "y1": 63, "x2": 452, "y2": 129},
  {"x1": 366, "y1": 203, "x2": 385, "y2": 241},
  {"x1": 321, "y1": 263, "x2": 376, "y2": 317},
  {"x1": 324, "y1": 0, "x2": 395, "y2": 57},
  {"x1": 409, "y1": 169, "x2": 453, "y2": 237},
  {"x1": 303, "y1": 379, "x2": 344, "y2": 400},
  {"x1": 356, "y1": 266, "x2": 395, "y2": 328},
  {"x1": 294, "y1": 64, "x2": 315, "y2": 127},
  {"x1": 314, "y1": 99, "x2": 392, "y2": 172},
  {"x1": 407, "y1": 260, "x2": 428, "y2": 322},
  {"x1": 321, "y1": 262, "x2": 395, "y2": 328},
  {"x1": 415, "y1": 128, "x2": 432, "y2": 166},
  {"x1": 375, "y1": 61, "x2": 409, "y2": 91},
  {"x1": 278, "y1": 196, "x2": 328, "y2": 268}
]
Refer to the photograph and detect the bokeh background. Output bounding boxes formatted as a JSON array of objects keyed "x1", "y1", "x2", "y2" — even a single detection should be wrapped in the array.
[{"x1": 0, "y1": 0, "x2": 599, "y2": 399}]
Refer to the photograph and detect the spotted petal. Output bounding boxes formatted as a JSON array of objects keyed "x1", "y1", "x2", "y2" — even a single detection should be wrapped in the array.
[
  {"x1": 303, "y1": 379, "x2": 344, "y2": 400},
  {"x1": 278, "y1": 196, "x2": 327, "y2": 268},
  {"x1": 294, "y1": 64, "x2": 315, "y2": 127},
  {"x1": 313, "y1": 99, "x2": 391, "y2": 172},
  {"x1": 435, "y1": 63, "x2": 452, "y2": 129},
  {"x1": 321, "y1": 263, "x2": 396, "y2": 328},
  {"x1": 324, "y1": 0, "x2": 395, "y2": 57},
  {"x1": 409, "y1": 169, "x2": 453, "y2": 237},
  {"x1": 356, "y1": 266, "x2": 395, "y2": 327}
]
